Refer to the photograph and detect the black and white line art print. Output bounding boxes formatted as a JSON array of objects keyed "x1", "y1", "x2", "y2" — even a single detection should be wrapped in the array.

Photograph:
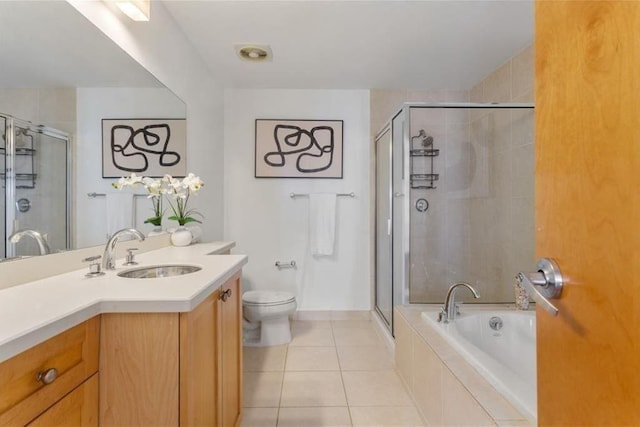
[
  {"x1": 102, "y1": 119, "x2": 187, "y2": 178},
  {"x1": 255, "y1": 119, "x2": 343, "y2": 178}
]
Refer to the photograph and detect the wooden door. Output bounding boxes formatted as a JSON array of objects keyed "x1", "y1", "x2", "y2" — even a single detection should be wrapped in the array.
[
  {"x1": 220, "y1": 273, "x2": 242, "y2": 427},
  {"x1": 536, "y1": 1, "x2": 640, "y2": 425},
  {"x1": 180, "y1": 290, "x2": 220, "y2": 426},
  {"x1": 27, "y1": 374, "x2": 98, "y2": 427}
]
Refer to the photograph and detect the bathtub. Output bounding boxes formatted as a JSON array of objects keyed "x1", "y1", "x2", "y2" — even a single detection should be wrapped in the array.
[{"x1": 421, "y1": 308, "x2": 536, "y2": 422}]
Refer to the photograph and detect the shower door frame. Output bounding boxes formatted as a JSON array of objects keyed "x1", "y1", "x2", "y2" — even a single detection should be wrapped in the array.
[
  {"x1": 374, "y1": 102, "x2": 535, "y2": 334},
  {"x1": 401, "y1": 102, "x2": 535, "y2": 305},
  {"x1": 2, "y1": 113, "x2": 72, "y2": 258}
]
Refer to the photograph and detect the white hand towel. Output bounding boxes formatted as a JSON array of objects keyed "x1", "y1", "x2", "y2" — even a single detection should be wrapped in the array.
[
  {"x1": 309, "y1": 193, "x2": 337, "y2": 256},
  {"x1": 106, "y1": 192, "x2": 134, "y2": 237}
]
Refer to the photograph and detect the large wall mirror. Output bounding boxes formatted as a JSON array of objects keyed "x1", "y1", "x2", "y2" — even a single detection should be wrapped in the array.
[{"x1": 0, "y1": 0, "x2": 186, "y2": 260}]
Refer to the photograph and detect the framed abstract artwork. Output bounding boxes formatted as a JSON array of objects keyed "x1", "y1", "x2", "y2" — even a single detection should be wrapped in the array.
[
  {"x1": 255, "y1": 119, "x2": 343, "y2": 179},
  {"x1": 102, "y1": 118, "x2": 187, "y2": 178}
]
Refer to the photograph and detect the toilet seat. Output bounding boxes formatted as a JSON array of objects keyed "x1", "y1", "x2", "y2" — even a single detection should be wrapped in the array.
[{"x1": 242, "y1": 290, "x2": 296, "y2": 307}]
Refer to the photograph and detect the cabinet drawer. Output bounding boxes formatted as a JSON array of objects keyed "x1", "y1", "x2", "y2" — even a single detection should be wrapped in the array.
[
  {"x1": 0, "y1": 317, "x2": 99, "y2": 426},
  {"x1": 27, "y1": 374, "x2": 98, "y2": 427}
]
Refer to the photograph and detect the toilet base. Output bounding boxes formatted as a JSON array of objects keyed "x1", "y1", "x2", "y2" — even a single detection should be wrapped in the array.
[{"x1": 243, "y1": 316, "x2": 292, "y2": 347}]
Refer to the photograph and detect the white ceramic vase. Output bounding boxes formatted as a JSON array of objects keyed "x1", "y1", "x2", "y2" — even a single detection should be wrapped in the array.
[{"x1": 171, "y1": 227, "x2": 192, "y2": 247}]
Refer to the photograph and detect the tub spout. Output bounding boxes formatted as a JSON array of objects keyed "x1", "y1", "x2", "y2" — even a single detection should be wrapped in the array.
[{"x1": 438, "y1": 282, "x2": 480, "y2": 323}]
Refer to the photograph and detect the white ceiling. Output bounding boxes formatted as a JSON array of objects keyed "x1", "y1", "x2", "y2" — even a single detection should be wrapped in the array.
[
  {"x1": 0, "y1": 1, "x2": 161, "y2": 88},
  {"x1": 163, "y1": 0, "x2": 534, "y2": 90}
]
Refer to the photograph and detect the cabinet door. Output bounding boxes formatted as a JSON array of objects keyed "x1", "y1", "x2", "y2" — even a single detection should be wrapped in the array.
[
  {"x1": 220, "y1": 273, "x2": 242, "y2": 427},
  {"x1": 180, "y1": 289, "x2": 220, "y2": 426},
  {"x1": 0, "y1": 316, "x2": 99, "y2": 426},
  {"x1": 27, "y1": 374, "x2": 98, "y2": 427}
]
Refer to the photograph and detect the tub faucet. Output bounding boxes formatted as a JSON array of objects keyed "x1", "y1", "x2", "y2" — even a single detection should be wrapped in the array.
[
  {"x1": 9, "y1": 229, "x2": 51, "y2": 255},
  {"x1": 438, "y1": 282, "x2": 480, "y2": 323},
  {"x1": 102, "y1": 228, "x2": 145, "y2": 270}
]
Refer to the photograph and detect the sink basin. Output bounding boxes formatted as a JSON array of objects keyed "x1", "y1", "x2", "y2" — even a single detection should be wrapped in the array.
[{"x1": 117, "y1": 264, "x2": 202, "y2": 279}]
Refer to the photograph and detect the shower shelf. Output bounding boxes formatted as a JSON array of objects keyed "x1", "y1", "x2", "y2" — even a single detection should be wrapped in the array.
[
  {"x1": 410, "y1": 173, "x2": 439, "y2": 189},
  {"x1": 0, "y1": 173, "x2": 37, "y2": 189},
  {"x1": 410, "y1": 149, "x2": 440, "y2": 157},
  {"x1": 0, "y1": 147, "x2": 36, "y2": 155}
]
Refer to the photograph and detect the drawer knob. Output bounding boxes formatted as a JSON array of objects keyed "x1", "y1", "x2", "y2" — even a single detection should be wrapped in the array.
[
  {"x1": 220, "y1": 289, "x2": 232, "y2": 302},
  {"x1": 36, "y1": 368, "x2": 58, "y2": 385}
]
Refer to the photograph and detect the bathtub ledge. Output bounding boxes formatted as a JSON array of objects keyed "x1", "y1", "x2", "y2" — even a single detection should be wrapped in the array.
[{"x1": 395, "y1": 304, "x2": 533, "y2": 426}]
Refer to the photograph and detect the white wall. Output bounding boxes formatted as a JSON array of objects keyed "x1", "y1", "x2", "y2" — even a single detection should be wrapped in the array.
[
  {"x1": 67, "y1": 0, "x2": 224, "y2": 241},
  {"x1": 224, "y1": 89, "x2": 371, "y2": 311},
  {"x1": 75, "y1": 87, "x2": 186, "y2": 248}
]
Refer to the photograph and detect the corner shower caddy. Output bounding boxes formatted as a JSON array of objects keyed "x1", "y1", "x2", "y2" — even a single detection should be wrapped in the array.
[
  {"x1": 409, "y1": 130, "x2": 439, "y2": 189},
  {"x1": 0, "y1": 128, "x2": 37, "y2": 189}
]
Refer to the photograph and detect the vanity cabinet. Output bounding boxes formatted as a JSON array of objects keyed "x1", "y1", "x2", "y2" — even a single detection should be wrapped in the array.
[
  {"x1": 0, "y1": 317, "x2": 99, "y2": 426},
  {"x1": 100, "y1": 272, "x2": 243, "y2": 427}
]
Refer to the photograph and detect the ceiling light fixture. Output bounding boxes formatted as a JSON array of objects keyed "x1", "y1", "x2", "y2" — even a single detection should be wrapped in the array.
[
  {"x1": 115, "y1": 0, "x2": 150, "y2": 22},
  {"x1": 235, "y1": 45, "x2": 272, "y2": 62}
]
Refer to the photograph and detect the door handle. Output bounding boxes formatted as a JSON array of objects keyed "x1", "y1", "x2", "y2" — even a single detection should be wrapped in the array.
[{"x1": 516, "y1": 258, "x2": 563, "y2": 316}]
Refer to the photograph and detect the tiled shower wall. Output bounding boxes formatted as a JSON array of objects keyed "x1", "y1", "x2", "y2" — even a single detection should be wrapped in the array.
[
  {"x1": 0, "y1": 88, "x2": 76, "y2": 257},
  {"x1": 371, "y1": 45, "x2": 534, "y2": 303}
]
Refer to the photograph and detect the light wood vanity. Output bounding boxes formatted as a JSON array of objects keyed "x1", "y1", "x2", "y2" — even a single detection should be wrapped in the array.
[{"x1": 0, "y1": 242, "x2": 246, "y2": 427}]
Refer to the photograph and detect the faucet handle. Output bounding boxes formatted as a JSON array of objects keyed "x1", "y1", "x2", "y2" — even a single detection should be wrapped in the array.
[
  {"x1": 83, "y1": 255, "x2": 105, "y2": 278},
  {"x1": 123, "y1": 248, "x2": 139, "y2": 266}
]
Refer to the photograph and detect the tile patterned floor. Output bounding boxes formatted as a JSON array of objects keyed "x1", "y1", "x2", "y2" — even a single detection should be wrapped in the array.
[{"x1": 242, "y1": 320, "x2": 425, "y2": 427}]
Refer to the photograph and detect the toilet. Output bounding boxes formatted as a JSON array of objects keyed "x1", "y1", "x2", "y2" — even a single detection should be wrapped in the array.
[{"x1": 242, "y1": 290, "x2": 297, "y2": 347}]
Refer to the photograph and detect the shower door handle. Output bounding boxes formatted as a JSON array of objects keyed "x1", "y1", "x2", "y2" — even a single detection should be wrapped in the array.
[
  {"x1": 516, "y1": 258, "x2": 564, "y2": 316},
  {"x1": 387, "y1": 219, "x2": 392, "y2": 236}
]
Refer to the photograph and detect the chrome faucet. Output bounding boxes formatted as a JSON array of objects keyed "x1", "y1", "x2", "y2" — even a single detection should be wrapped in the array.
[
  {"x1": 438, "y1": 282, "x2": 480, "y2": 323},
  {"x1": 9, "y1": 229, "x2": 51, "y2": 255},
  {"x1": 102, "y1": 228, "x2": 145, "y2": 270}
]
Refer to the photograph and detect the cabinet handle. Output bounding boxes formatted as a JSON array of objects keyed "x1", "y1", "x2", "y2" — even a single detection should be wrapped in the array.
[
  {"x1": 220, "y1": 289, "x2": 232, "y2": 302},
  {"x1": 36, "y1": 368, "x2": 58, "y2": 385}
]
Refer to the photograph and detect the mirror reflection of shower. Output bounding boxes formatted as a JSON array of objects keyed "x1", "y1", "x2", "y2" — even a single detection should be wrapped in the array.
[{"x1": 0, "y1": 114, "x2": 70, "y2": 260}]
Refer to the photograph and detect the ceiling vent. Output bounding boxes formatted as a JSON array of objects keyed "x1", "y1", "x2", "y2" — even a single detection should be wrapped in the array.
[{"x1": 235, "y1": 45, "x2": 272, "y2": 62}]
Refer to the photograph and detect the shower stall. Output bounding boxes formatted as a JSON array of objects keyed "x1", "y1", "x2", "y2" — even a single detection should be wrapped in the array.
[
  {"x1": 375, "y1": 103, "x2": 535, "y2": 334},
  {"x1": 0, "y1": 113, "x2": 71, "y2": 259}
]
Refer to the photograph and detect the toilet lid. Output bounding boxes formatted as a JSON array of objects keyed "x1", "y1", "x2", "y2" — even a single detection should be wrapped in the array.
[{"x1": 243, "y1": 290, "x2": 296, "y2": 305}]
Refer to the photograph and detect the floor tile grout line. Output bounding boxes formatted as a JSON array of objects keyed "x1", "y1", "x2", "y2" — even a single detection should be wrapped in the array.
[
  {"x1": 275, "y1": 343, "x2": 289, "y2": 426},
  {"x1": 332, "y1": 322, "x2": 354, "y2": 426}
]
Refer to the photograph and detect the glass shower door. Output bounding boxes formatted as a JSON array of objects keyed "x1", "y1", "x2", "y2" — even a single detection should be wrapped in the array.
[{"x1": 375, "y1": 127, "x2": 393, "y2": 328}]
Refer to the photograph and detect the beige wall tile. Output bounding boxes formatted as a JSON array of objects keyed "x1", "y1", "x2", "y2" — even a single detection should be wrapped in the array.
[
  {"x1": 511, "y1": 144, "x2": 534, "y2": 198},
  {"x1": 511, "y1": 108, "x2": 534, "y2": 147},
  {"x1": 277, "y1": 407, "x2": 351, "y2": 427},
  {"x1": 412, "y1": 331, "x2": 443, "y2": 426},
  {"x1": 244, "y1": 344, "x2": 287, "y2": 372},
  {"x1": 280, "y1": 371, "x2": 347, "y2": 407},
  {"x1": 243, "y1": 372, "x2": 284, "y2": 408},
  {"x1": 337, "y1": 345, "x2": 394, "y2": 371},
  {"x1": 241, "y1": 408, "x2": 278, "y2": 427},
  {"x1": 394, "y1": 313, "x2": 414, "y2": 389},
  {"x1": 342, "y1": 371, "x2": 413, "y2": 407},
  {"x1": 350, "y1": 406, "x2": 425, "y2": 426},
  {"x1": 483, "y1": 61, "x2": 511, "y2": 103},
  {"x1": 442, "y1": 368, "x2": 495, "y2": 426},
  {"x1": 511, "y1": 45, "x2": 534, "y2": 101},
  {"x1": 285, "y1": 346, "x2": 340, "y2": 371}
]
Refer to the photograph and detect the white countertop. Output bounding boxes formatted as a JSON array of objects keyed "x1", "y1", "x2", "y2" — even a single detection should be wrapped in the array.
[{"x1": 0, "y1": 242, "x2": 247, "y2": 363}]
